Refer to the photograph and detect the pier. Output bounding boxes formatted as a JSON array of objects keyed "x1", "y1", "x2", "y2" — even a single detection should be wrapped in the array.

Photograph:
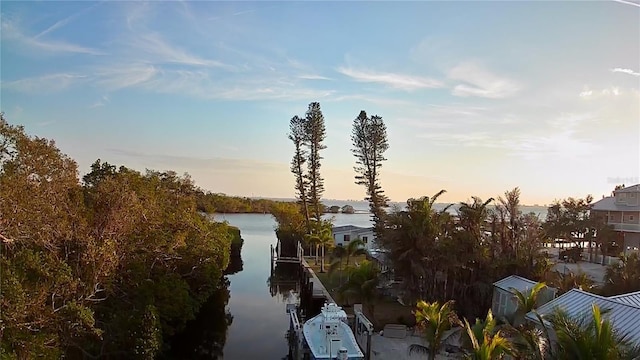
[{"x1": 271, "y1": 240, "x2": 374, "y2": 359}]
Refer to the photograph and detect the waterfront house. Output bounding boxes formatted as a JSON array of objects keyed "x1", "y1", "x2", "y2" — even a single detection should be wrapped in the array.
[
  {"x1": 492, "y1": 275, "x2": 557, "y2": 323},
  {"x1": 525, "y1": 288, "x2": 640, "y2": 346},
  {"x1": 590, "y1": 184, "x2": 640, "y2": 256},
  {"x1": 331, "y1": 225, "x2": 376, "y2": 250}
]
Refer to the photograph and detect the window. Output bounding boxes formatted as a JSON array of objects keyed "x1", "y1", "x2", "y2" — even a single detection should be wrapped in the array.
[
  {"x1": 344, "y1": 234, "x2": 350, "y2": 242},
  {"x1": 630, "y1": 215, "x2": 635, "y2": 221},
  {"x1": 362, "y1": 236, "x2": 368, "y2": 243}
]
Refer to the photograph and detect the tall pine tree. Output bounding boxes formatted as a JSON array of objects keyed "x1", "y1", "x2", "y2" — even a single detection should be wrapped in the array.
[
  {"x1": 288, "y1": 115, "x2": 311, "y2": 231},
  {"x1": 351, "y1": 110, "x2": 389, "y2": 238},
  {"x1": 304, "y1": 102, "x2": 326, "y2": 224}
]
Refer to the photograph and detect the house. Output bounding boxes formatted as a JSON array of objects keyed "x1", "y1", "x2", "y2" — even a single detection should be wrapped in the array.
[
  {"x1": 591, "y1": 184, "x2": 640, "y2": 255},
  {"x1": 491, "y1": 275, "x2": 557, "y2": 321},
  {"x1": 525, "y1": 288, "x2": 640, "y2": 345},
  {"x1": 331, "y1": 225, "x2": 376, "y2": 250}
]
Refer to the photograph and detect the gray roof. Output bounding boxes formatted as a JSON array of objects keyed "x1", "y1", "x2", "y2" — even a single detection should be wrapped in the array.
[
  {"x1": 526, "y1": 289, "x2": 640, "y2": 344},
  {"x1": 591, "y1": 196, "x2": 640, "y2": 212},
  {"x1": 493, "y1": 275, "x2": 539, "y2": 293},
  {"x1": 616, "y1": 184, "x2": 640, "y2": 193},
  {"x1": 332, "y1": 225, "x2": 363, "y2": 233},
  {"x1": 610, "y1": 291, "x2": 640, "y2": 307},
  {"x1": 353, "y1": 227, "x2": 374, "y2": 235},
  {"x1": 368, "y1": 250, "x2": 390, "y2": 265}
]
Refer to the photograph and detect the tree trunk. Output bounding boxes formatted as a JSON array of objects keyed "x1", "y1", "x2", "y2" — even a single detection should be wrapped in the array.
[{"x1": 320, "y1": 244, "x2": 326, "y2": 273}]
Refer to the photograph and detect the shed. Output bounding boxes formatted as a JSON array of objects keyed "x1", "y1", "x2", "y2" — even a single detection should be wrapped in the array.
[{"x1": 491, "y1": 275, "x2": 556, "y2": 321}]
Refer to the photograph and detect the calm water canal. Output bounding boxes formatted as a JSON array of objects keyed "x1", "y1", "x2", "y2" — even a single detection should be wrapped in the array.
[
  {"x1": 218, "y1": 213, "x2": 373, "y2": 359},
  {"x1": 170, "y1": 206, "x2": 546, "y2": 359}
]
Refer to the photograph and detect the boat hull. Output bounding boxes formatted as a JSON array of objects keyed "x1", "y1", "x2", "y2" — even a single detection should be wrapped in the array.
[{"x1": 302, "y1": 315, "x2": 364, "y2": 360}]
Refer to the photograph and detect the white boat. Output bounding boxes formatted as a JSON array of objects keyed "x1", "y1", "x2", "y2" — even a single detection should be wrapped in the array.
[{"x1": 302, "y1": 302, "x2": 364, "y2": 360}]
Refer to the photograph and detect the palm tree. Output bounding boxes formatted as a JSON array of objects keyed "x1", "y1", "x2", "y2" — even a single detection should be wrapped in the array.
[
  {"x1": 382, "y1": 190, "x2": 450, "y2": 302},
  {"x1": 462, "y1": 309, "x2": 514, "y2": 360},
  {"x1": 548, "y1": 303, "x2": 640, "y2": 360},
  {"x1": 409, "y1": 300, "x2": 461, "y2": 360},
  {"x1": 458, "y1": 196, "x2": 494, "y2": 243},
  {"x1": 551, "y1": 269, "x2": 595, "y2": 294},
  {"x1": 604, "y1": 253, "x2": 640, "y2": 295},
  {"x1": 338, "y1": 260, "x2": 379, "y2": 317},
  {"x1": 506, "y1": 283, "x2": 551, "y2": 359},
  {"x1": 328, "y1": 246, "x2": 346, "y2": 284},
  {"x1": 307, "y1": 221, "x2": 334, "y2": 272},
  {"x1": 344, "y1": 237, "x2": 366, "y2": 269},
  {"x1": 510, "y1": 283, "x2": 548, "y2": 325}
]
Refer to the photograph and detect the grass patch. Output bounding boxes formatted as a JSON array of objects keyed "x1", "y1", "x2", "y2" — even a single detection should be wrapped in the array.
[{"x1": 304, "y1": 256, "x2": 415, "y2": 330}]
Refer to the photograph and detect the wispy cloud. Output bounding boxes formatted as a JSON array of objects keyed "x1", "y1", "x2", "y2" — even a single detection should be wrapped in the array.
[
  {"x1": 1, "y1": 73, "x2": 87, "y2": 93},
  {"x1": 34, "y1": 2, "x2": 102, "y2": 39},
  {"x1": 128, "y1": 32, "x2": 231, "y2": 68},
  {"x1": 610, "y1": 68, "x2": 640, "y2": 77},
  {"x1": 337, "y1": 66, "x2": 443, "y2": 91},
  {"x1": 94, "y1": 64, "x2": 159, "y2": 90},
  {"x1": 449, "y1": 62, "x2": 521, "y2": 99},
  {"x1": 298, "y1": 74, "x2": 332, "y2": 81},
  {"x1": 1, "y1": 18, "x2": 105, "y2": 55},
  {"x1": 579, "y1": 85, "x2": 623, "y2": 99},
  {"x1": 107, "y1": 148, "x2": 286, "y2": 172},
  {"x1": 90, "y1": 95, "x2": 110, "y2": 108}
]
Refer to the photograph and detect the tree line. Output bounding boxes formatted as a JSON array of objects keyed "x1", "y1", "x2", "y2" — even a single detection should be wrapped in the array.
[
  {"x1": 275, "y1": 102, "x2": 638, "y2": 323},
  {"x1": 0, "y1": 115, "x2": 236, "y2": 359},
  {"x1": 195, "y1": 191, "x2": 285, "y2": 214}
]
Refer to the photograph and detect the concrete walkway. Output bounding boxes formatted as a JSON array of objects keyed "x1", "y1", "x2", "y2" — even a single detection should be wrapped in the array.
[{"x1": 370, "y1": 334, "x2": 462, "y2": 359}]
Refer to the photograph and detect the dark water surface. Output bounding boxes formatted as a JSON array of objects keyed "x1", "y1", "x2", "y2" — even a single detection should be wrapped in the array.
[{"x1": 220, "y1": 213, "x2": 374, "y2": 359}]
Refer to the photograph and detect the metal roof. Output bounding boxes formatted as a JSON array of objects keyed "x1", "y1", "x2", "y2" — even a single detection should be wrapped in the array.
[
  {"x1": 353, "y1": 227, "x2": 374, "y2": 234},
  {"x1": 616, "y1": 184, "x2": 640, "y2": 194},
  {"x1": 526, "y1": 289, "x2": 640, "y2": 344},
  {"x1": 610, "y1": 291, "x2": 640, "y2": 307},
  {"x1": 591, "y1": 196, "x2": 640, "y2": 212},
  {"x1": 331, "y1": 225, "x2": 363, "y2": 233},
  {"x1": 493, "y1": 275, "x2": 539, "y2": 293}
]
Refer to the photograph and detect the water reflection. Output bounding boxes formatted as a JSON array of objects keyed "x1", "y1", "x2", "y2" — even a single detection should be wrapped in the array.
[
  {"x1": 164, "y1": 235, "x2": 245, "y2": 359},
  {"x1": 163, "y1": 278, "x2": 233, "y2": 359},
  {"x1": 268, "y1": 263, "x2": 301, "y2": 300}
]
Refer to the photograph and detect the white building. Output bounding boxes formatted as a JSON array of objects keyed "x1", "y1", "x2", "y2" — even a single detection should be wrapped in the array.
[{"x1": 331, "y1": 225, "x2": 376, "y2": 250}]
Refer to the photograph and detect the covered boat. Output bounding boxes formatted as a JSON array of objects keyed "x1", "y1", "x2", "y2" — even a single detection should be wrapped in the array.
[{"x1": 302, "y1": 302, "x2": 364, "y2": 359}]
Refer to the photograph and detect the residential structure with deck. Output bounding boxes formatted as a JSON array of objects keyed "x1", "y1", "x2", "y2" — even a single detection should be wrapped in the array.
[{"x1": 591, "y1": 184, "x2": 640, "y2": 255}]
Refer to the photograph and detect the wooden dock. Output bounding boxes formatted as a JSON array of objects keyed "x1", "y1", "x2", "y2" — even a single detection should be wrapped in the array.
[{"x1": 301, "y1": 257, "x2": 336, "y2": 303}]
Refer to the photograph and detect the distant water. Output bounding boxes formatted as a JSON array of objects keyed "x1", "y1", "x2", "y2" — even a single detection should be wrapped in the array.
[{"x1": 322, "y1": 200, "x2": 549, "y2": 219}]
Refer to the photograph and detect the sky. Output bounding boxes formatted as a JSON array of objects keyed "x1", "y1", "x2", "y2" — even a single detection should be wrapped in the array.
[{"x1": 1, "y1": 1, "x2": 639, "y2": 205}]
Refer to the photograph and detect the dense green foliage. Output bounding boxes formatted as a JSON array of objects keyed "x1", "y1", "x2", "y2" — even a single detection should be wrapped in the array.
[
  {"x1": 195, "y1": 191, "x2": 281, "y2": 214},
  {"x1": 412, "y1": 299, "x2": 640, "y2": 360},
  {"x1": 380, "y1": 188, "x2": 549, "y2": 319},
  {"x1": 0, "y1": 115, "x2": 235, "y2": 358}
]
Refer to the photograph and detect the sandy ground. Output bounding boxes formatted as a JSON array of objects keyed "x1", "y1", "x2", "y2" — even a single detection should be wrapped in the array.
[{"x1": 544, "y1": 247, "x2": 608, "y2": 285}]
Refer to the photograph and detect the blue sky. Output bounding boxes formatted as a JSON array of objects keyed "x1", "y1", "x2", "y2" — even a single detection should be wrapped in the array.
[{"x1": 1, "y1": 1, "x2": 639, "y2": 204}]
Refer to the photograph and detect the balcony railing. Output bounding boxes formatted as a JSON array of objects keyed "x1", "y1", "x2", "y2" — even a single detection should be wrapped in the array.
[{"x1": 611, "y1": 223, "x2": 640, "y2": 232}]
